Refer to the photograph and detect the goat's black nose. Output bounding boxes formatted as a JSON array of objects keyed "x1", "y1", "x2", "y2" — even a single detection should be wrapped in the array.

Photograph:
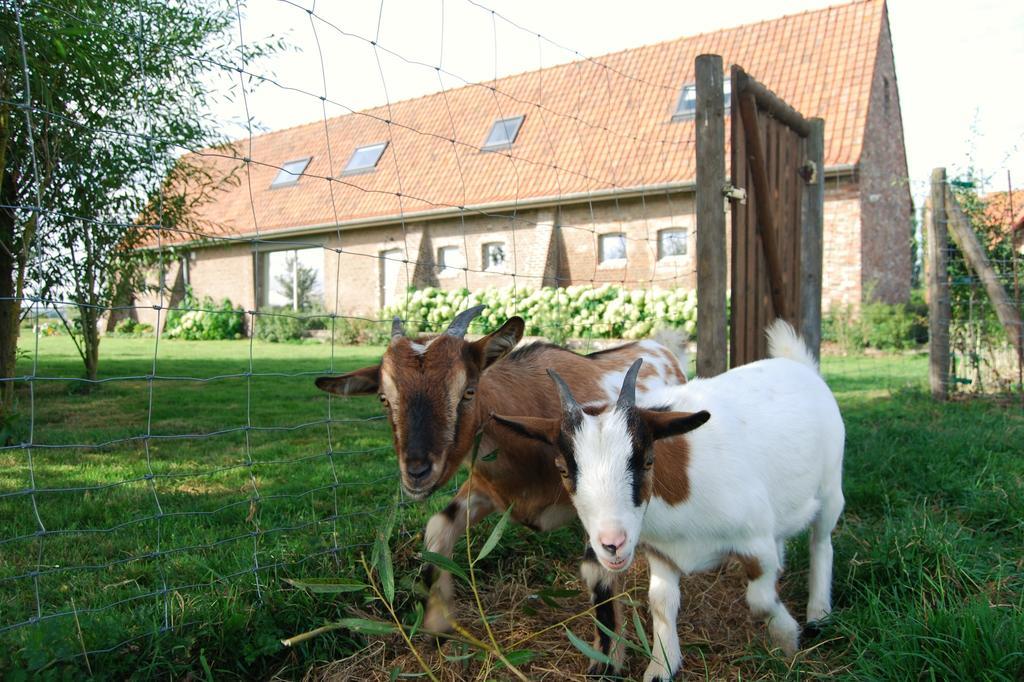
[{"x1": 406, "y1": 460, "x2": 432, "y2": 482}]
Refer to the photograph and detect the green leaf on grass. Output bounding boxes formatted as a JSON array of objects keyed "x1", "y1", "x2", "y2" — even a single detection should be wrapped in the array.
[
  {"x1": 536, "y1": 586, "x2": 580, "y2": 608},
  {"x1": 565, "y1": 626, "x2": 614, "y2": 666},
  {"x1": 497, "y1": 648, "x2": 537, "y2": 668},
  {"x1": 539, "y1": 593, "x2": 560, "y2": 609},
  {"x1": 475, "y1": 504, "x2": 513, "y2": 563},
  {"x1": 421, "y1": 550, "x2": 469, "y2": 583},
  {"x1": 373, "y1": 532, "x2": 395, "y2": 604},
  {"x1": 337, "y1": 617, "x2": 399, "y2": 636},
  {"x1": 632, "y1": 609, "x2": 651, "y2": 656},
  {"x1": 408, "y1": 601, "x2": 424, "y2": 638},
  {"x1": 593, "y1": 616, "x2": 647, "y2": 655},
  {"x1": 284, "y1": 577, "x2": 367, "y2": 594},
  {"x1": 442, "y1": 649, "x2": 477, "y2": 663}
]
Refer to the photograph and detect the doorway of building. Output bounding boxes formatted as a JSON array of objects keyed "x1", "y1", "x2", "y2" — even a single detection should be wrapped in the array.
[{"x1": 380, "y1": 249, "x2": 403, "y2": 310}]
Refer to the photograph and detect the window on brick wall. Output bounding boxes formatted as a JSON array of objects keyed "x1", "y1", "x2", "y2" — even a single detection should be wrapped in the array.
[
  {"x1": 436, "y1": 246, "x2": 464, "y2": 277},
  {"x1": 599, "y1": 233, "x2": 627, "y2": 264},
  {"x1": 657, "y1": 228, "x2": 688, "y2": 259},
  {"x1": 260, "y1": 247, "x2": 324, "y2": 310},
  {"x1": 482, "y1": 242, "x2": 506, "y2": 271}
]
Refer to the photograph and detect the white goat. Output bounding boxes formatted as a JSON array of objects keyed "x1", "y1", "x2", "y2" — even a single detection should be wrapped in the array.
[{"x1": 493, "y1": 320, "x2": 845, "y2": 680}]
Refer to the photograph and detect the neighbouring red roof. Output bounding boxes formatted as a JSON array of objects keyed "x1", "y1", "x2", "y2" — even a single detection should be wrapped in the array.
[
  {"x1": 164, "y1": 0, "x2": 887, "y2": 244},
  {"x1": 982, "y1": 190, "x2": 1024, "y2": 237}
]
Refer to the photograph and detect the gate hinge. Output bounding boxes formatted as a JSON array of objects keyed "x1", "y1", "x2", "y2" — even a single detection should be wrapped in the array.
[
  {"x1": 799, "y1": 160, "x2": 818, "y2": 183},
  {"x1": 722, "y1": 183, "x2": 747, "y2": 204}
]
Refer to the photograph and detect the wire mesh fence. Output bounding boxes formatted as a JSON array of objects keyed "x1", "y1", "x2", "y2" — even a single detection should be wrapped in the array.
[
  {"x1": 1, "y1": 1, "x2": 702, "y2": 672},
  {"x1": 2, "y1": 0, "x2": 1018, "y2": 676},
  {"x1": 943, "y1": 178, "x2": 1023, "y2": 400}
]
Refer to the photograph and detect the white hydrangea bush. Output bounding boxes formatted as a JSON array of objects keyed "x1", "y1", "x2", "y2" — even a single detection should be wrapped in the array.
[{"x1": 383, "y1": 284, "x2": 705, "y2": 342}]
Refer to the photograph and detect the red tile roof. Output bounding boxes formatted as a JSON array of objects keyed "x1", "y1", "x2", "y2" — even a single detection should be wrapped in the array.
[
  {"x1": 167, "y1": 0, "x2": 887, "y2": 244},
  {"x1": 982, "y1": 190, "x2": 1024, "y2": 237}
]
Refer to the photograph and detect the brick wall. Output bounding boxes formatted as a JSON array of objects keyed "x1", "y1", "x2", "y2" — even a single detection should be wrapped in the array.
[
  {"x1": 556, "y1": 193, "x2": 697, "y2": 289},
  {"x1": 135, "y1": 257, "x2": 186, "y2": 332},
  {"x1": 857, "y1": 6, "x2": 912, "y2": 304},
  {"x1": 154, "y1": 165, "x2": 899, "y2": 322},
  {"x1": 821, "y1": 178, "x2": 864, "y2": 310}
]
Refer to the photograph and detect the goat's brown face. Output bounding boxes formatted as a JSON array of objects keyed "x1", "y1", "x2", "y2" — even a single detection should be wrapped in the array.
[{"x1": 315, "y1": 310, "x2": 524, "y2": 500}]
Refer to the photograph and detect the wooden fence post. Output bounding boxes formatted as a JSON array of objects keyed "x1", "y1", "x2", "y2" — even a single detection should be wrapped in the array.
[
  {"x1": 927, "y1": 168, "x2": 950, "y2": 400},
  {"x1": 695, "y1": 54, "x2": 727, "y2": 377},
  {"x1": 799, "y1": 118, "x2": 824, "y2": 362},
  {"x1": 944, "y1": 186, "x2": 1023, "y2": 355}
]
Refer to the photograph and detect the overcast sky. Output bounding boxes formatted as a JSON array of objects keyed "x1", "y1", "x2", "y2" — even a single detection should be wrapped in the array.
[{"x1": 216, "y1": 0, "x2": 1024, "y2": 205}]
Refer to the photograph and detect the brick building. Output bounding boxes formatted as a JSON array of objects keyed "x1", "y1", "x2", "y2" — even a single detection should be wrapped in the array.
[
  {"x1": 983, "y1": 190, "x2": 1024, "y2": 253},
  {"x1": 137, "y1": 0, "x2": 911, "y2": 329}
]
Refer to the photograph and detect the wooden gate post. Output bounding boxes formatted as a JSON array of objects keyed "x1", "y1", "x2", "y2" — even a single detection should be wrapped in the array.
[
  {"x1": 695, "y1": 54, "x2": 727, "y2": 377},
  {"x1": 799, "y1": 118, "x2": 825, "y2": 362},
  {"x1": 927, "y1": 168, "x2": 950, "y2": 400}
]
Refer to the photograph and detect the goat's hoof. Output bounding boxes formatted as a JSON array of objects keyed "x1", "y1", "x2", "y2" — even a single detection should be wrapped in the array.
[
  {"x1": 642, "y1": 662, "x2": 677, "y2": 682},
  {"x1": 802, "y1": 620, "x2": 825, "y2": 640}
]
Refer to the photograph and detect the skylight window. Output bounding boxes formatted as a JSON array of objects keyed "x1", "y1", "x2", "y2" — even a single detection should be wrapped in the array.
[
  {"x1": 673, "y1": 78, "x2": 731, "y2": 120},
  {"x1": 342, "y1": 142, "x2": 388, "y2": 175},
  {"x1": 482, "y1": 115, "x2": 525, "y2": 150},
  {"x1": 271, "y1": 157, "x2": 311, "y2": 188}
]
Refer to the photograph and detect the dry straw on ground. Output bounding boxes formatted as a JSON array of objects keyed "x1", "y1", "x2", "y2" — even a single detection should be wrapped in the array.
[{"x1": 311, "y1": 552, "x2": 845, "y2": 681}]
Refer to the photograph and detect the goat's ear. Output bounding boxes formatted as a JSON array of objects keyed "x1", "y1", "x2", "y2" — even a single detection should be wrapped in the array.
[
  {"x1": 637, "y1": 409, "x2": 710, "y2": 441},
  {"x1": 315, "y1": 365, "x2": 381, "y2": 395},
  {"x1": 472, "y1": 316, "x2": 525, "y2": 369},
  {"x1": 490, "y1": 413, "x2": 560, "y2": 446}
]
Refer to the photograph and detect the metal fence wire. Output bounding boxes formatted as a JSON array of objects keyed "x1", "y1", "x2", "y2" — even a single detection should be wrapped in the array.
[
  {"x1": 1, "y1": 0, "x2": 1019, "y2": 675},
  {"x1": 1, "y1": 0, "x2": 702, "y2": 669}
]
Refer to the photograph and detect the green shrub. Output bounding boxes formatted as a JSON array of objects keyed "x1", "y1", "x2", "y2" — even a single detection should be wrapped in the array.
[
  {"x1": 164, "y1": 287, "x2": 245, "y2": 340},
  {"x1": 254, "y1": 308, "x2": 307, "y2": 343},
  {"x1": 111, "y1": 318, "x2": 153, "y2": 337},
  {"x1": 823, "y1": 292, "x2": 928, "y2": 352},
  {"x1": 331, "y1": 317, "x2": 390, "y2": 345},
  {"x1": 383, "y1": 284, "x2": 699, "y2": 342},
  {"x1": 113, "y1": 318, "x2": 138, "y2": 335}
]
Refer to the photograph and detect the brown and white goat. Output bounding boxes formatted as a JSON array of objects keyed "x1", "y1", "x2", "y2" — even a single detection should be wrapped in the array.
[
  {"x1": 493, "y1": 321, "x2": 845, "y2": 680},
  {"x1": 315, "y1": 305, "x2": 687, "y2": 672}
]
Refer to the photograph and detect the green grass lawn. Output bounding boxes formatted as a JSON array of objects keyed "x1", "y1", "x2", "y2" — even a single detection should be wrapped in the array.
[{"x1": 1, "y1": 337, "x2": 1022, "y2": 680}]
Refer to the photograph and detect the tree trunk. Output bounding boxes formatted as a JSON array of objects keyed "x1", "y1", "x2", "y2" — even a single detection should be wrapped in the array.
[
  {"x1": 81, "y1": 305, "x2": 100, "y2": 383},
  {"x1": 0, "y1": 171, "x2": 21, "y2": 419},
  {"x1": 0, "y1": 248, "x2": 19, "y2": 418}
]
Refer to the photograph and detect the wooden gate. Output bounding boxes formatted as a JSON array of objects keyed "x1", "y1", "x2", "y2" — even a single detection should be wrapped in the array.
[{"x1": 728, "y1": 66, "x2": 824, "y2": 367}]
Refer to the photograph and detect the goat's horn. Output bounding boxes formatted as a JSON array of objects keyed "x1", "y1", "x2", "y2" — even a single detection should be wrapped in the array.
[
  {"x1": 391, "y1": 316, "x2": 405, "y2": 339},
  {"x1": 547, "y1": 369, "x2": 582, "y2": 420},
  {"x1": 445, "y1": 304, "x2": 486, "y2": 338},
  {"x1": 616, "y1": 358, "x2": 643, "y2": 412}
]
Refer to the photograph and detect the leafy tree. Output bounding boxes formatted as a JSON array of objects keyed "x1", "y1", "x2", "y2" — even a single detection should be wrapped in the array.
[
  {"x1": 1, "y1": 0, "x2": 281, "y2": 404},
  {"x1": 274, "y1": 253, "x2": 321, "y2": 311}
]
